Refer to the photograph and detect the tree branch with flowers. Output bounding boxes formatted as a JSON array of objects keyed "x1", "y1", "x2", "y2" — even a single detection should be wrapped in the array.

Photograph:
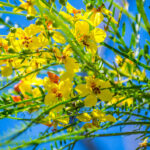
[{"x1": 0, "y1": 0, "x2": 150, "y2": 149}]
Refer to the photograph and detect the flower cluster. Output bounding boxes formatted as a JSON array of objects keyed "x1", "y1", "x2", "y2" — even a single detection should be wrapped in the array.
[{"x1": 0, "y1": 2, "x2": 119, "y2": 131}]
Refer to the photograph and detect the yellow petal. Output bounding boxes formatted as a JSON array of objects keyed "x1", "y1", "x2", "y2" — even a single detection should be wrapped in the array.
[
  {"x1": 59, "y1": 79, "x2": 72, "y2": 99},
  {"x1": 1, "y1": 66, "x2": 13, "y2": 77},
  {"x1": 59, "y1": 11, "x2": 74, "y2": 22},
  {"x1": 75, "y1": 84, "x2": 90, "y2": 97},
  {"x1": 19, "y1": 81, "x2": 32, "y2": 98},
  {"x1": 86, "y1": 40, "x2": 97, "y2": 54},
  {"x1": 102, "y1": 8, "x2": 112, "y2": 15},
  {"x1": 93, "y1": 28, "x2": 106, "y2": 43},
  {"x1": 60, "y1": 71, "x2": 74, "y2": 82},
  {"x1": 84, "y1": 94, "x2": 97, "y2": 107},
  {"x1": 75, "y1": 21, "x2": 89, "y2": 36},
  {"x1": 27, "y1": 6, "x2": 36, "y2": 15},
  {"x1": 82, "y1": 123, "x2": 96, "y2": 129},
  {"x1": 100, "y1": 80, "x2": 112, "y2": 89},
  {"x1": 105, "y1": 115, "x2": 116, "y2": 122},
  {"x1": 57, "y1": 117, "x2": 69, "y2": 125},
  {"x1": 76, "y1": 113, "x2": 92, "y2": 122},
  {"x1": 91, "y1": 109, "x2": 105, "y2": 119},
  {"x1": 66, "y1": 2, "x2": 75, "y2": 13},
  {"x1": 90, "y1": 12, "x2": 104, "y2": 27},
  {"x1": 24, "y1": 24, "x2": 42, "y2": 36},
  {"x1": 98, "y1": 89, "x2": 113, "y2": 102},
  {"x1": 53, "y1": 31, "x2": 66, "y2": 44},
  {"x1": 65, "y1": 57, "x2": 79, "y2": 73},
  {"x1": 44, "y1": 93, "x2": 56, "y2": 105},
  {"x1": 32, "y1": 87, "x2": 42, "y2": 98}
]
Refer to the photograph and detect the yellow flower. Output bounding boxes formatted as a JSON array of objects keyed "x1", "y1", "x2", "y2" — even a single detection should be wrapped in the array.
[
  {"x1": 0, "y1": 38, "x2": 8, "y2": 52},
  {"x1": 44, "y1": 78, "x2": 72, "y2": 112},
  {"x1": 32, "y1": 87, "x2": 42, "y2": 98},
  {"x1": 75, "y1": 76, "x2": 113, "y2": 107},
  {"x1": 1, "y1": 65, "x2": 13, "y2": 77},
  {"x1": 14, "y1": 0, "x2": 36, "y2": 15},
  {"x1": 53, "y1": 46, "x2": 79, "y2": 74},
  {"x1": 75, "y1": 21, "x2": 106, "y2": 54},
  {"x1": 59, "y1": 2, "x2": 82, "y2": 23},
  {"x1": 110, "y1": 96, "x2": 133, "y2": 106},
  {"x1": 91, "y1": 109, "x2": 116, "y2": 127},
  {"x1": 53, "y1": 31, "x2": 66, "y2": 44},
  {"x1": 60, "y1": 71, "x2": 74, "y2": 81},
  {"x1": 115, "y1": 55, "x2": 123, "y2": 65},
  {"x1": 77, "y1": 109, "x2": 116, "y2": 128},
  {"x1": 48, "y1": 112, "x2": 69, "y2": 130},
  {"x1": 8, "y1": 24, "x2": 43, "y2": 52},
  {"x1": 139, "y1": 137, "x2": 148, "y2": 148},
  {"x1": 19, "y1": 81, "x2": 32, "y2": 98},
  {"x1": 84, "y1": 5, "x2": 117, "y2": 27},
  {"x1": 76, "y1": 113, "x2": 92, "y2": 122},
  {"x1": 66, "y1": 2, "x2": 81, "y2": 14},
  {"x1": 84, "y1": 6, "x2": 104, "y2": 27}
]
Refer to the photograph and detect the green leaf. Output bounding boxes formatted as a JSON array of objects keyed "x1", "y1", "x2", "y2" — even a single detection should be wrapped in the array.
[
  {"x1": 108, "y1": 0, "x2": 114, "y2": 10},
  {"x1": 136, "y1": 0, "x2": 150, "y2": 34},
  {"x1": 122, "y1": 22, "x2": 126, "y2": 37},
  {"x1": 137, "y1": 49, "x2": 144, "y2": 61},
  {"x1": 130, "y1": 33, "x2": 136, "y2": 48},
  {"x1": 146, "y1": 40, "x2": 150, "y2": 46},
  {"x1": 144, "y1": 44, "x2": 149, "y2": 54},
  {"x1": 0, "y1": 18, "x2": 11, "y2": 28}
]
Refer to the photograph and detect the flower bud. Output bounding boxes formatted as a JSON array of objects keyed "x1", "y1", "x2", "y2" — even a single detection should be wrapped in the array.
[
  {"x1": 48, "y1": 31, "x2": 54, "y2": 37},
  {"x1": 35, "y1": 18, "x2": 42, "y2": 25},
  {"x1": 26, "y1": 14, "x2": 35, "y2": 20},
  {"x1": 64, "y1": 107, "x2": 72, "y2": 112},
  {"x1": 10, "y1": 27, "x2": 16, "y2": 33},
  {"x1": 49, "y1": 0, "x2": 55, "y2": 3},
  {"x1": 8, "y1": 48, "x2": 15, "y2": 53},
  {"x1": 52, "y1": 20, "x2": 59, "y2": 28},
  {"x1": 75, "y1": 100, "x2": 84, "y2": 108},
  {"x1": 86, "y1": 3, "x2": 93, "y2": 10},
  {"x1": 59, "y1": 0, "x2": 66, "y2": 6}
]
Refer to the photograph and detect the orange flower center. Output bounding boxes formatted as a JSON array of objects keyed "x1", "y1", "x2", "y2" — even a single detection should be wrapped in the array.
[
  {"x1": 90, "y1": 82, "x2": 101, "y2": 94},
  {"x1": 21, "y1": 36, "x2": 33, "y2": 48}
]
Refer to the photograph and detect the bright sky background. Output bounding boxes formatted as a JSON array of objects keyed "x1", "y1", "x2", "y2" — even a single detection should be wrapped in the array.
[{"x1": 0, "y1": 0, "x2": 150, "y2": 150}]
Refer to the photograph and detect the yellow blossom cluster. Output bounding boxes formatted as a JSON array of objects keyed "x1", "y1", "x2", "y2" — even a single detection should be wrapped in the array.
[{"x1": 0, "y1": 2, "x2": 119, "y2": 130}]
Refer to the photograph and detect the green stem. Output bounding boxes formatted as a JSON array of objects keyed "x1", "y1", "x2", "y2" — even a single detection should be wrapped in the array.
[
  {"x1": 0, "y1": 63, "x2": 58, "y2": 91},
  {"x1": 107, "y1": 0, "x2": 146, "y2": 31},
  {"x1": 0, "y1": 2, "x2": 17, "y2": 8},
  {"x1": 103, "y1": 43, "x2": 150, "y2": 70},
  {"x1": 10, "y1": 130, "x2": 150, "y2": 150},
  {"x1": 0, "y1": 11, "x2": 26, "y2": 16}
]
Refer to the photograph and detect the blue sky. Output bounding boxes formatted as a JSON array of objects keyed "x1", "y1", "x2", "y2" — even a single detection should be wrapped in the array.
[{"x1": 0, "y1": 0, "x2": 150, "y2": 150}]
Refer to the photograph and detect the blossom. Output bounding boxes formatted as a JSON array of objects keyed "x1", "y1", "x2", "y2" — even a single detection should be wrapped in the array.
[
  {"x1": 44, "y1": 77, "x2": 72, "y2": 112},
  {"x1": 53, "y1": 31, "x2": 66, "y2": 44},
  {"x1": 59, "y1": 2, "x2": 82, "y2": 23},
  {"x1": 110, "y1": 96, "x2": 133, "y2": 106},
  {"x1": 8, "y1": 24, "x2": 44, "y2": 52},
  {"x1": 84, "y1": 4, "x2": 118, "y2": 27},
  {"x1": 77, "y1": 109, "x2": 116, "y2": 129},
  {"x1": 53, "y1": 46, "x2": 79, "y2": 74},
  {"x1": 139, "y1": 137, "x2": 148, "y2": 148},
  {"x1": 75, "y1": 76, "x2": 113, "y2": 107},
  {"x1": 14, "y1": 0, "x2": 36, "y2": 15},
  {"x1": 75, "y1": 21, "x2": 106, "y2": 54},
  {"x1": 49, "y1": 112, "x2": 69, "y2": 130},
  {"x1": 1, "y1": 65, "x2": 13, "y2": 77},
  {"x1": 0, "y1": 38, "x2": 9, "y2": 52}
]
